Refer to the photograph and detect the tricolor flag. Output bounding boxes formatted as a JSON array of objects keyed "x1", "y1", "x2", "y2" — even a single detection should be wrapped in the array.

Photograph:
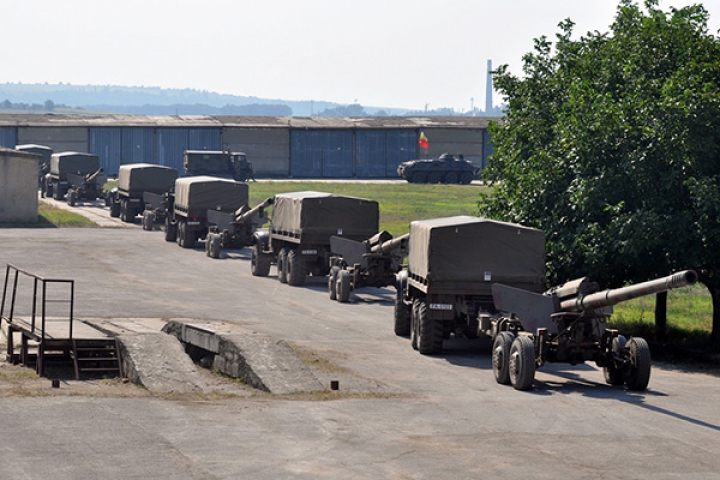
[{"x1": 419, "y1": 131, "x2": 429, "y2": 149}]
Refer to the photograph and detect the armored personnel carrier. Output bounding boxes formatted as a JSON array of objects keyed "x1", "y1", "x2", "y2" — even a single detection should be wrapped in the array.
[{"x1": 397, "y1": 153, "x2": 479, "y2": 184}]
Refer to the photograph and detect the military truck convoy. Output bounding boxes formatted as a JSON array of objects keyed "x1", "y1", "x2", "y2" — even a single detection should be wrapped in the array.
[
  {"x1": 33, "y1": 150, "x2": 695, "y2": 393},
  {"x1": 249, "y1": 191, "x2": 379, "y2": 286}
]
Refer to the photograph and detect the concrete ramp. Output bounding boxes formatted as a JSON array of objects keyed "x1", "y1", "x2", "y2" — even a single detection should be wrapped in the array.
[
  {"x1": 163, "y1": 320, "x2": 324, "y2": 394},
  {"x1": 118, "y1": 332, "x2": 207, "y2": 393}
]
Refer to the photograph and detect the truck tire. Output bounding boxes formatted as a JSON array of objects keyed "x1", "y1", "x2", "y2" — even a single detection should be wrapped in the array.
[
  {"x1": 67, "y1": 189, "x2": 76, "y2": 206},
  {"x1": 181, "y1": 222, "x2": 196, "y2": 248},
  {"x1": 110, "y1": 200, "x2": 121, "y2": 218},
  {"x1": 286, "y1": 248, "x2": 306, "y2": 286},
  {"x1": 603, "y1": 336, "x2": 626, "y2": 386},
  {"x1": 336, "y1": 270, "x2": 351, "y2": 302},
  {"x1": 417, "y1": 299, "x2": 443, "y2": 355},
  {"x1": 328, "y1": 266, "x2": 339, "y2": 300},
  {"x1": 393, "y1": 294, "x2": 411, "y2": 337},
  {"x1": 277, "y1": 248, "x2": 288, "y2": 283},
  {"x1": 509, "y1": 336, "x2": 536, "y2": 391},
  {"x1": 165, "y1": 218, "x2": 177, "y2": 242},
  {"x1": 251, "y1": 246, "x2": 271, "y2": 277},
  {"x1": 625, "y1": 337, "x2": 651, "y2": 391},
  {"x1": 120, "y1": 199, "x2": 133, "y2": 223},
  {"x1": 52, "y1": 182, "x2": 61, "y2": 200},
  {"x1": 142, "y1": 211, "x2": 155, "y2": 231},
  {"x1": 492, "y1": 332, "x2": 515, "y2": 385},
  {"x1": 411, "y1": 299, "x2": 421, "y2": 350},
  {"x1": 177, "y1": 221, "x2": 185, "y2": 247}
]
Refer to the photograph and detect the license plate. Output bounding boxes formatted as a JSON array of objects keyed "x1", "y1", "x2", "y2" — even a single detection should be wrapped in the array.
[
  {"x1": 430, "y1": 303, "x2": 453, "y2": 311},
  {"x1": 301, "y1": 249, "x2": 318, "y2": 255}
]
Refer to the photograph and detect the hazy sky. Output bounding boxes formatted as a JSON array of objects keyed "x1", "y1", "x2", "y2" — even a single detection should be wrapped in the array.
[{"x1": 4, "y1": 0, "x2": 720, "y2": 112}]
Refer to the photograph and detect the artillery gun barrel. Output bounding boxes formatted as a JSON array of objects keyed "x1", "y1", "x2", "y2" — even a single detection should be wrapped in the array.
[
  {"x1": 84, "y1": 167, "x2": 104, "y2": 183},
  {"x1": 371, "y1": 233, "x2": 410, "y2": 254},
  {"x1": 560, "y1": 270, "x2": 698, "y2": 313},
  {"x1": 234, "y1": 197, "x2": 274, "y2": 223}
]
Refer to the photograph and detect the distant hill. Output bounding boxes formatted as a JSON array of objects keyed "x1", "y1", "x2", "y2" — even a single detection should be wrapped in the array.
[
  {"x1": 0, "y1": 82, "x2": 421, "y2": 117},
  {"x1": 0, "y1": 82, "x2": 504, "y2": 117}
]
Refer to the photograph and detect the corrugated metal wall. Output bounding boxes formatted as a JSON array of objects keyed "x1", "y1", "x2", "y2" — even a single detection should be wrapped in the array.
[
  {"x1": 355, "y1": 130, "x2": 416, "y2": 178},
  {"x1": 290, "y1": 130, "x2": 353, "y2": 178},
  {"x1": 291, "y1": 129, "x2": 416, "y2": 178},
  {"x1": 89, "y1": 127, "x2": 221, "y2": 174},
  {"x1": 0, "y1": 127, "x2": 18, "y2": 148}
]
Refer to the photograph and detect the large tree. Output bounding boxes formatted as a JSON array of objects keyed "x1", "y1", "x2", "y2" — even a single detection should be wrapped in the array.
[{"x1": 479, "y1": 0, "x2": 720, "y2": 341}]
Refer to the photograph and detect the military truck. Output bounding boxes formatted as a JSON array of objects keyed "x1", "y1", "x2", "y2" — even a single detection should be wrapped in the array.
[
  {"x1": 328, "y1": 231, "x2": 409, "y2": 302},
  {"x1": 107, "y1": 164, "x2": 178, "y2": 223},
  {"x1": 250, "y1": 191, "x2": 379, "y2": 286},
  {"x1": 394, "y1": 216, "x2": 546, "y2": 354},
  {"x1": 183, "y1": 150, "x2": 255, "y2": 181},
  {"x1": 168, "y1": 176, "x2": 249, "y2": 248},
  {"x1": 46, "y1": 152, "x2": 105, "y2": 203},
  {"x1": 489, "y1": 270, "x2": 697, "y2": 391},
  {"x1": 205, "y1": 197, "x2": 273, "y2": 259},
  {"x1": 397, "y1": 153, "x2": 480, "y2": 184},
  {"x1": 15, "y1": 144, "x2": 52, "y2": 189}
]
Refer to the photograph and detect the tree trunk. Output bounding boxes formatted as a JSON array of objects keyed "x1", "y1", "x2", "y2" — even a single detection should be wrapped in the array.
[{"x1": 654, "y1": 291, "x2": 668, "y2": 340}]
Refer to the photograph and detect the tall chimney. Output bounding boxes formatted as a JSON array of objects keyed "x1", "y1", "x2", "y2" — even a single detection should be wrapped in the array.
[{"x1": 485, "y1": 59, "x2": 493, "y2": 114}]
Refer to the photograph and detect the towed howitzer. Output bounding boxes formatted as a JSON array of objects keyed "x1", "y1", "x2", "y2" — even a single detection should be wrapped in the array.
[
  {"x1": 489, "y1": 270, "x2": 698, "y2": 391},
  {"x1": 205, "y1": 197, "x2": 274, "y2": 259},
  {"x1": 65, "y1": 167, "x2": 105, "y2": 206},
  {"x1": 370, "y1": 232, "x2": 409, "y2": 255},
  {"x1": 329, "y1": 231, "x2": 409, "y2": 302}
]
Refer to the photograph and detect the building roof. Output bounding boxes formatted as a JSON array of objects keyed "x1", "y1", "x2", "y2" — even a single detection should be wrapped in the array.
[{"x1": 0, "y1": 113, "x2": 498, "y2": 129}]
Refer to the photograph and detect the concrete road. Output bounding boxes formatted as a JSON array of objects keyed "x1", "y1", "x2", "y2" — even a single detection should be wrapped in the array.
[{"x1": 1, "y1": 225, "x2": 719, "y2": 479}]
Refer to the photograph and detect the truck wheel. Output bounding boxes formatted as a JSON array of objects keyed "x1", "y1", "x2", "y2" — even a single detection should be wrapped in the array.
[
  {"x1": 277, "y1": 248, "x2": 288, "y2": 283},
  {"x1": 165, "y1": 219, "x2": 177, "y2": 242},
  {"x1": 44, "y1": 180, "x2": 53, "y2": 198},
  {"x1": 443, "y1": 172, "x2": 458, "y2": 184},
  {"x1": 52, "y1": 182, "x2": 61, "y2": 200},
  {"x1": 393, "y1": 294, "x2": 411, "y2": 337},
  {"x1": 410, "y1": 299, "x2": 421, "y2": 350},
  {"x1": 427, "y1": 172, "x2": 441, "y2": 184},
  {"x1": 509, "y1": 336, "x2": 536, "y2": 391},
  {"x1": 286, "y1": 248, "x2": 306, "y2": 286},
  {"x1": 110, "y1": 200, "x2": 121, "y2": 218},
  {"x1": 336, "y1": 270, "x2": 351, "y2": 303},
  {"x1": 142, "y1": 211, "x2": 155, "y2": 231},
  {"x1": 459, "y1": 172, "x2": 473, "y2": 185},
  {"x1": 328, "y1": 266, "x2": 339, "y2": 300},
  {"x1": 251, "y1": 246, "x2": 271, "y2": 277},
  {"x1": 417, "y1": 299, "x2": 443, "y2": 355},
  {"x1": 120, "y1": 199, "x2": 134, "y2": 223},
  {"x1": 492, "y1": 332, "x2": 515, "y2": 385},
  {"x1": 67, "y1": 189, "x2": 76, "y2": 206},
  {"x1": 625, "y1": 337, "x2": 651, "y2": 391},
  {"x1": 180, "y1": 222, "x2": 195, "y2": 248}
]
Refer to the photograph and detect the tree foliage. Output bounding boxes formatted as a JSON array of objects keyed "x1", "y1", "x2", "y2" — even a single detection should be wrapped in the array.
[{"x1": 478, "y1": 0, "x2": 720, "y2": 340}]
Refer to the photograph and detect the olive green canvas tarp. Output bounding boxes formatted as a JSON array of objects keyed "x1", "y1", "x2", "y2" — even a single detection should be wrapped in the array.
[
  {"x1": 118, "y1": 163, "x2": 178, "y2": 195},
  {"x1": 408, "y1": 215, "x2": 546, "y2": 292},
  {"x1": 271, "y1": 191, "x2": 379, "y2": 240},
  {"x1": 174, "y1": 176, "x2": 249, "y2": 217},
  {"x1": 49, "y1": 152, "x2": 99, "y2": 176}
]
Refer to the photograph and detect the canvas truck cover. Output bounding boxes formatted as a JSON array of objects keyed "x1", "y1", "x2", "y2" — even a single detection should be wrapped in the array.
[
  {"x1": 408, "y1": 215, "x2": 546, "y2": 293},
  {"x1": 174, "y1": 176, "x2": 249, "y2": 218},
  {"x1": 271, "y1": 191, "x2": 379, "y2": 241},
  {"x1": 49, "y1": 152, "x2": 99, "y2": 176},
  {"x1": 183, "y1": 150, "x2": 230, "y2": 175},
  {"x1": 118, "y1": 163, "x2": 178, "y2": 195}
]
